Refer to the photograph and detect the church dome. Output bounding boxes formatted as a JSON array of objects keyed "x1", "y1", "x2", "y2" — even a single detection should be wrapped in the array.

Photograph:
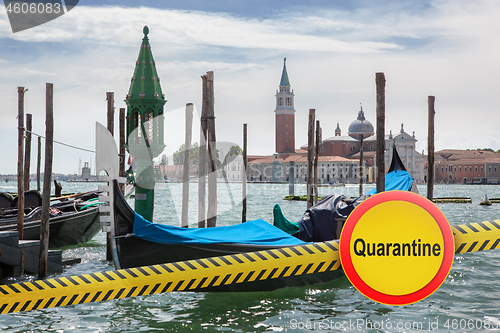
[{"x1": 348, "y1": 106, "x2": 374, "y2": 140}]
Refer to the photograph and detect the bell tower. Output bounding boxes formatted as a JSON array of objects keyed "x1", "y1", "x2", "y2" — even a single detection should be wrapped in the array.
[{"x1": 275, "y1": 58, "x2": 295, "y2": 154}]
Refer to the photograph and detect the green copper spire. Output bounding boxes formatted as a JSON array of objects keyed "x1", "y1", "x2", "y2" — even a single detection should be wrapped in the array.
[
  {"x1": 126, "y1": 25, "x2": 165, "y2": 104},
  {"x1": 279, "y1": 58, "x2": 291, "y2": 87},
  {"x1": 125, "y1": 26, "x2": 167, "y2": 223}
]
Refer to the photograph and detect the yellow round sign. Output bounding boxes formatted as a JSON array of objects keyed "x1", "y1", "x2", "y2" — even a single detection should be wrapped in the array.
[{"x1": 340, "y1": 191, "x2": 454, "y2": 305}]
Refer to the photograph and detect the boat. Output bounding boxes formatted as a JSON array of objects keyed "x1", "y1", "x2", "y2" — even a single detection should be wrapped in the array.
[
  {"x1": 95, "y1": 122, "x2": 343, "y2": 292},
  {"x1": 273, "y1": 145, "x2": 416, "y2": 240},
  {"x1": 107, "y1": 179, "x2": 343, "y2": 291},
  {"x1": 366, "y1": 145, "x2": 418, "y2": 195},
  {"x1": 0, "y1": 192, "x2": 102, "y2": 248}
]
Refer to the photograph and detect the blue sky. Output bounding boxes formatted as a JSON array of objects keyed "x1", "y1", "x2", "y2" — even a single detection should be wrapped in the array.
[{"x1": 0, "y1": 0, "x2": 499, "y2": 174}]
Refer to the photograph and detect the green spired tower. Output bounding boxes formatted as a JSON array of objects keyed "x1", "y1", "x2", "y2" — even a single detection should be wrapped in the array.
[{"x1": 125, "y1": 26, "x2": 166, "y2": 222}]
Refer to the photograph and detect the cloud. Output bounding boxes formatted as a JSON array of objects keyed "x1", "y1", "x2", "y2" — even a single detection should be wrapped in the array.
[
  {"x1": 1, "y1": 1, "x2": 500, "y2": 175},
  {"x1": 1, "y1": 5, "x2": 402, "y2": 53}
]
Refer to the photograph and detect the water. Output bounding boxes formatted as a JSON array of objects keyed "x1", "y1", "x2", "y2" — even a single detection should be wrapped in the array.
[{"x1": 1, "y1": 181, "x2": 500, "y2": 332}]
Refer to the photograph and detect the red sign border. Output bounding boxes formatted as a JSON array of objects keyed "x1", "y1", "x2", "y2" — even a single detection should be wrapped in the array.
[{"x1": 339, "y1": 191, "x2": 454, "y2": 305}]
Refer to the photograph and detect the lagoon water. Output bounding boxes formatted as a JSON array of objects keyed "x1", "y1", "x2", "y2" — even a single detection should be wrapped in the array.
[{"x1": 1, "y1": 181, "x2": 500, "y2": 332}]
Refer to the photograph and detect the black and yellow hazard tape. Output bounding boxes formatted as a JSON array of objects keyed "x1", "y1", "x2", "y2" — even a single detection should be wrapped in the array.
[
  {"x1": 0, "y1": 240, "x2": 340, "y2": 315},
  {"x1": 452, "y1": 219, "x2": 500, "y2": 254}
]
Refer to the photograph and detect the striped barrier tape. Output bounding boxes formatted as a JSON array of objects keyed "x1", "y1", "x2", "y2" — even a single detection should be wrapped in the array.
[
  {"x1": 452, "y1": 219, "x2": 500, "y2": 254},
  {"x1": 2, "y1": 218, "x2": 500, "y2": 315},
  {"x1": 0, "y1": 241, "x2": 340, "y2": 315}
]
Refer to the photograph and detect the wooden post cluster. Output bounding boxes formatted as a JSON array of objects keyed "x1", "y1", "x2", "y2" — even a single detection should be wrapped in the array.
[
  {"x1": 306, "y1": 109, "x2": 315, "y2": 209},
  {"x1": 427, "y1": 96, "x2": 436, "y2": 201},
  {"x1": 376, "y1": 73, "x2": 386, "y2": 193},
  {"x1": 17, "y1": 87, "x2": 26, "y2": 240},
  {"x1": 38, "y1": 83, "x2": 53, "y2": 279},
  {"x1": 181, "y1": 103, "x2": 194, "y2": 228},
  {"x1": 242, "y1": 123, "x2": 247, "y2": 223}
]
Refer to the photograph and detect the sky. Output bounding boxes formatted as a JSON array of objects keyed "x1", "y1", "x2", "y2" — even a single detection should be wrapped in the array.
[{"x1": 0, "y1": 0, "x2": 499, "y2": 175}]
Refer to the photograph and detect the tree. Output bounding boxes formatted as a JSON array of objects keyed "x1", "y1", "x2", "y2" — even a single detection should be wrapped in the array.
[
  {"x1": 173, "y1": 142, "x2": 200, "y2": 165},
  {"x1": 160, "y1": 154, "x2": 168, "y2": 166},
  {"x1": 223, "y1": 145, "x2": 242, "y2": 166}
]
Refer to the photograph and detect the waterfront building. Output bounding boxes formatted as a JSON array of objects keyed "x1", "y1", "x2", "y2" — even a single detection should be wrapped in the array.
[
  {"x1": 433, "y1": 149, "x2": 500, "y2": 184},
  {"x1": 244, "y1": 59, "x2": 427, "y2": 183}
]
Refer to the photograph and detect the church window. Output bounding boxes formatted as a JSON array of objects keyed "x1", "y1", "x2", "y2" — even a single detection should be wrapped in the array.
[{"x1": 279, "y1": 98, "x2": 283, "y2": 106}]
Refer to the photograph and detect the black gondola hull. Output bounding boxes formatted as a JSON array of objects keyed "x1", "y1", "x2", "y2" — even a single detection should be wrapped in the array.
[
  {"x1": 0, "y1": 207, "x2": 101, "y2": 248},
  {"x1": 111, "y1": 181, "x2": 344, "y2": 292}
]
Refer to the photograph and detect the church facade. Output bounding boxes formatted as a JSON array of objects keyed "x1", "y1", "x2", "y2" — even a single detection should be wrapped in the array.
[{"x1": 244, "y1": 59, "x2": 426, "y2": 183}]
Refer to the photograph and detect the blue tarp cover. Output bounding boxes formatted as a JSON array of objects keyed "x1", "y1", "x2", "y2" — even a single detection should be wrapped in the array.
[
  {"x1": 366, "y1": 170, "x2": 414, "y2": 195},
  {"x1": 133, "y1": 213, "x2": 307, "y2": 246}
]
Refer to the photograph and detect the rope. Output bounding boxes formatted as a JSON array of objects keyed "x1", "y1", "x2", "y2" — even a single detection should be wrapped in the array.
[{"x1": 26, "y1": 130, "x2": 95, "y2": 153}]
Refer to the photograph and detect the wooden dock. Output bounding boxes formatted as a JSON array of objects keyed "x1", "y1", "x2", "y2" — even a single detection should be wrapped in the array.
[{"x1": 0, "y1": 230, "x2": 64, "y2": 278}]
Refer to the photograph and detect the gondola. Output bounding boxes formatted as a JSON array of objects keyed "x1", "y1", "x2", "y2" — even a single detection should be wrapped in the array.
[
  {"x1": 0, "y1": 192, "x2": 102, "y2": 248},
  {"x1": 273, "y1": 145, "x2": 417, "y2": 239},
  {"x1": 108, "y1": 179, "x2": 344, "y2": 291}
]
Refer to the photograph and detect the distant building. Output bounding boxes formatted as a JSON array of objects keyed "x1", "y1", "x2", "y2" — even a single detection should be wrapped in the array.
[
  {"x1": 81, "y1": 162, "x2": 91, "y2": 181},
  {"x1": 244, "y1": 59, "x2": 426, "y2": 183},
  {"x1": 433, "y1": 149, "x2": 500, "y2": 184},
  {"x1": 275, "y1": 58, "x2": 295, "y2": 154}
]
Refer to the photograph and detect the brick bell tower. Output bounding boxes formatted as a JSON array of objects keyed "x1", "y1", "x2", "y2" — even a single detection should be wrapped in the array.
[{"x1": 275, "y1": 58, "x2": 295, "y2": 154}]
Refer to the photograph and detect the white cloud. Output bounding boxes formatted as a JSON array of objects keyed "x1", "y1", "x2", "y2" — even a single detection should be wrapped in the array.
[{"x1": 1, "y1": 1, "x2": 500, "y2": 174}]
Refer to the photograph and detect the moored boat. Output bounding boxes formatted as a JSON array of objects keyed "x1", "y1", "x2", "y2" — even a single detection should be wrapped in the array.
[
  {"x1": 107, "y1": 180, "x2": 343, "y2": 292},
  {"x1": 0, "y1": 192, "x2": 102, "y2": 248}
]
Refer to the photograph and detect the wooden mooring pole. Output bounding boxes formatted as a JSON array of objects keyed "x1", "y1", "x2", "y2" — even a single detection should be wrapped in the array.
[
  {"x1": 288, "y1": 161, "x2": 295, "y2": 196},
  {"x1": 242, "y1": 123, "x2": 247, "y2": 223},
  {"x1": 198, "y1": 75, "x2": 209, "y2": 228},
  {"x1": 24, "y1": 113, "x2": 32, "y2": 191},
  {"x1": 427, "y1": 96, "x2": 436, "y2": 201},
  {"x1": 314, "y1": 120, "x2": 320, "y2": 204},
  {"x1": 106, "y1": 92, "x2": 114, "y2": 136},
  {"x1": 376, "y1": 73, "x2": 386, "y2": 193},
  {"x1": 359, "y1": 134, "x2": 364, "y2": 196},
  {"x1": 119, "y1": 107, "x2": 126, "y2": 194},
  {"x1": 36, "y1": 136, "x2": 41, "y2": 192},
  {"x1": 106, "y1": 92, "x2": 114, "y2": 261},
  {"x1": 38, "y1": 83, "x2": 54, "y2": 279},
  {"x1": 206, "y1": 71, "x2": 217, "y2": 228},
  {"x1": 307, "y1": 109, "x2": 315, "y2": 209},
  {"x1": 182, "y1": 103, "x2": 194, "y2": 228},
  {"x1": 17, "y1": 87, "x2": 26, "y2": 240}
]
